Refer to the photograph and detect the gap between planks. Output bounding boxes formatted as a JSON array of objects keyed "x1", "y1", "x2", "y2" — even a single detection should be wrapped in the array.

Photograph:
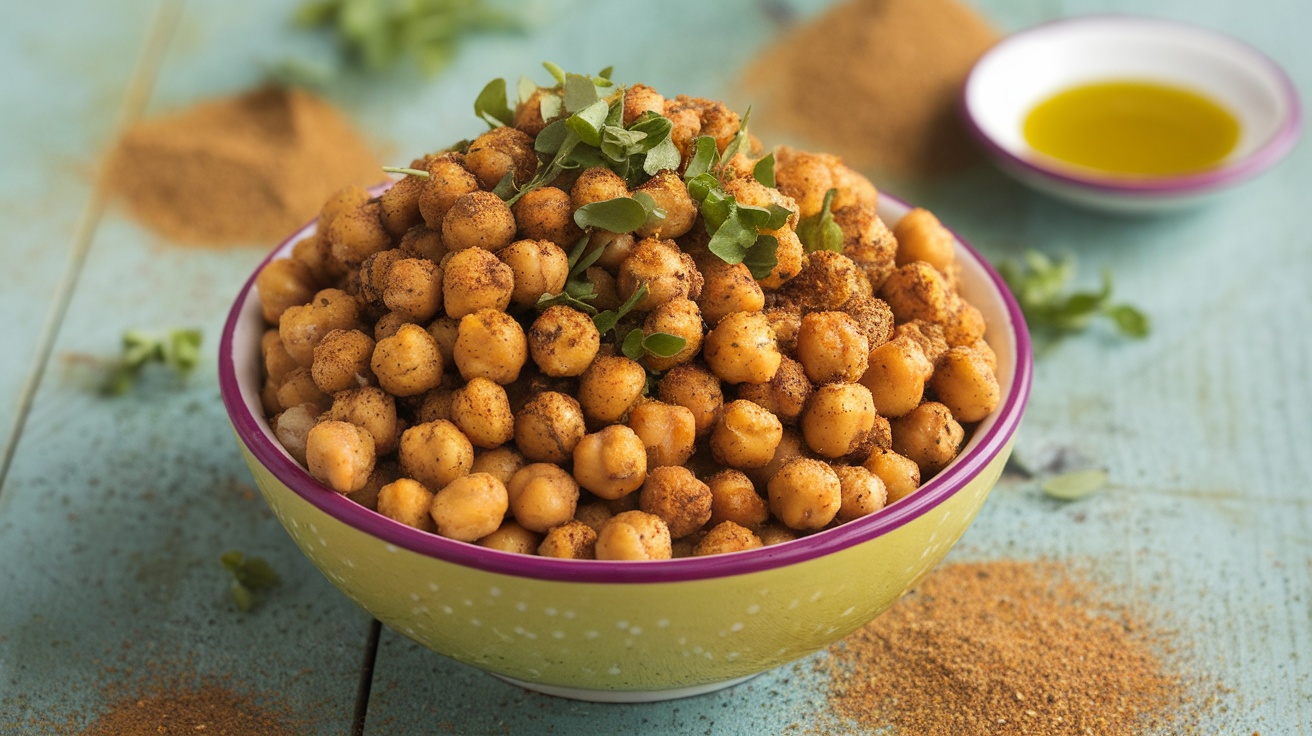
[{"x1": 0, "y1": 0, "x2": 185, "y2": 494}]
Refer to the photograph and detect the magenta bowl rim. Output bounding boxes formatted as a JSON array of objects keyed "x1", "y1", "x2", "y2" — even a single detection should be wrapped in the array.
[
  {"x1": 961, "y1": 13, "x2": 1303, "y2": 197},
  {"x1": 218, "y1": 192, "x2": 1033, "y2": 585}
]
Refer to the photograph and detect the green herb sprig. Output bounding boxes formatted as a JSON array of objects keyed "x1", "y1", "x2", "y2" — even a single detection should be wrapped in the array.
[
  {"x1": 1000, "y1": 251, "x2": 1149, "y2": 348},
  {"x1": 796, "y1": 188, "x2": 843, "y2": 253},
  {"x1": 220, "y1": 551, "x2": 280, "y2": 612},
  {"x1": 103, "y1": 328, "x2": 202, "y2": 396}
]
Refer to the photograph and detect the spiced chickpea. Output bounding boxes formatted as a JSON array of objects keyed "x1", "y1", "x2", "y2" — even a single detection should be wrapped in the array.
[
  {"x1": 305, "y1": 420, "x2": 376, "y2": 493},
  {"x1": 801, "y1": 382, "x2": 877, "y2": 459},
  {"x1": 449, "y1": 377, "x2": 514, "y2": 449},
  {"x1": 429, "y1": 472, "x2": 509, "y2": 542},
  {"x1": 256, "y1": 258, "x2": 316, "y2": 324},
  {"x1": 641, "y1": 298, "x2": 703, "y2": 372},
  {"x1": 570, "y1": 167, "x2": 629, "y2": 210},
  {"x1": 372, "y1": 312, "x2": 406, "y2": 341},
  {"x1": 890, "y1": 401, "x2": 964, "y2": 476},
  {"x1": 834, "y1": 204, "x2": 898, "y2": 292},
  {"x1": 880, "y1": 261, "x2": 953, "y2": 324},
  {"x1": 511, "y1": 186, "x2": 581, "y2": 250},
  {"x1": 577, "y1": 355, "x2": 646, "y2": 425},
  {"x1": 759, "y1": 228, "x2": 805, "y2": 290},
  {"x1": 893, "y1": 207, "x2": 955, "y2": 274},
  {"x1": 426, "y1": 316, "x2": 459, "y2": 358},
  {"x1": 499, "y1": 239, "x2": 569, "y2": 310},
  {"x1": 617, "y1": 238, "x2": 703, "y2": 311},
  {"x1": 414, "y1": 387, "x2": 455, "y2": 424},
  {"x1": 860, "y1": 337, "x2": 933, "y2": 419},
  {"x1": 595, "y1": 510, "x2": 672, "y2": 561},
  {"x1": 371, "y1": 323, "x2": 444, "y2": 397},
  {"x1": 930, "y1": 346, "x2": 1000, "y2": 423},
  {"x1": 319, "y1": 184, "x2": 371, "y2": 233},
  {"x1": 894, "y1": 321, "x2": 948, "y2": 366},
  {"x1": 383, "y1": 257, "x2": 443, "y2": 322},
  {"x1": 633, "y1": 170, "x2": 697, "y2": 239},
  {"x1": 377, "y1": 478, "x2": 437, "y2": 532},
  {"x1": 263, "y1": 329, "x2": 298, "y2": 385},
  {"x1": 398, "y1": 224, "x2": 446, "y2": 263},
  {"x1": 347, "y1": 460, "x2": 400, "y2": 512},
  {"x1": 657, "y1": 362, "x2": 724, "y2": 437},
  {"x1": 442, "y1": 191, "x2": 517, "y2": 253},
  {"x1": 623, "y1": 83, "x2": 665, "y2": 125},
  {"x1": 478, "y1": 521, "x2": 541, "y2": 555},
  {"x1": 583, "y1": 266, "x2": 621, "y2": 310},
  {"x1": 757, "y1": 524, "x2": 799, "y2": 546},
  {"x1": 767, "y1": 457, "x2": 842, "y2": 531},
  {"x1": 943, "y1": 295, "x2": 987, "y2": 347},
  {"x1": 378, "y1": 173, "x2": 425, "y2": 237},
  {"x1": 833, "y1": 464, "x2": 887, "y2": 523},
  {"x1": 736, "y1": 355, "x2": 810, "y2": 425},
  {"x1": 357, "y1": 249, "x2": 403, "y2": 314},
  {"x1": 419, "y1": 154, "x2": 479, "y2": 229},
  {"x1": 311, "y1": 328, "x2": 375, "y2": 394},
  {"x1": 272, "y1": 403, "x2": 319, "y2": 466},
  {"x1": 279, "y1": 288, "x2": 359, "y2": 366},
  {"x1": 711, "y1": 400, "x2": 784, "y2": 469},
  {"x1": 464, "y1": 126, "x2": 537, "y2": 190},
  {"x1": 638, "y1": 466, "x2": 712, "y2": 539},
  {"x1": 514, "y1": 391, "x2": 586, "y2": 464},
  {"x1": 779, "y1": 250, "x2": 865, "y2": 312},
  {"x1": 706, "y1": 469, "x2": 769, "y2": 529},
  {"x1": 585, "y1": 230, "x2": 637, "y2": 270},
  {"x1": 529, "y1": 306, "x2": 601, "y2": 377},
  {"x1": 328, "y1": 201, "x2": 392, "y2": 266},
  {"x1": 506, "y1": 463, "x2": 580, "y2": 533},
  {"x1": 537, "y1": 520, "x2": 597, "y2": 560},
  {"x1": 513, "y1": 88, "x2": 558, "y2": 136},
  {"x1": 796, "y1": 311, "x2": 870, "y2": 384},
  {"x1": 762, "y1": 306, "x2": 802, "y2": 355},
  {"x1": 627, "y1": 400, "x2": 696, "y2": 468},
  {"x1": 453, "y1": 308, "x2": 527, "y2": 385},
  {"x1": 443, "y1": 247, "x2": 514, "y2": 319},
  {"x1": 572, "y1": 425, "x2": 648, "y2": 500},
  {"x1": 694, "y1": 521, "x2": 763, "y2": 556},
  {"x1": 291, "y1": 231, "x2": 347, "y2": 288},
  {"x1": 703, "y1": 310, "x2": 781, "y2": 385},
  {"x1": 574, "y1": 502, "x2": 613, "y2": 534},
  {"x1": 864, "y1": 447, "x2": 922, "y2": 504},
  {"x1": 840, "y1": 294, "x2": 896, "y2": 350},
  {"x1": 275, "y1": 367, "x2": 329, "y2": 412},
  {"x1": 470, "y1": 445, "x2": 526, "y2": 486},
  {"x1": 398, "y1": 419, "x2": 473, "y2": 491},
  {"x1": 322, "y1": 386, "x2": 400, "y2": 456},
  {"x1": 696, "y1": 258, "x2": 764, "y2": 326}
]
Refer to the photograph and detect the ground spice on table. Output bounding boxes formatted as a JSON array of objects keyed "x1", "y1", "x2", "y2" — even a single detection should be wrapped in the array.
[
  {"x1": 103, "y1": 85, "x2": 382, "y2": 247},
  {"x1": 77, "y1": 681, "x2": 300, "y2": 736},
  {"x1": 743, "y1": 0, "x2": 999, "y2": 177},
  {"x1": 821, "y1": 560, "x2": 1202, "y2": 735}
]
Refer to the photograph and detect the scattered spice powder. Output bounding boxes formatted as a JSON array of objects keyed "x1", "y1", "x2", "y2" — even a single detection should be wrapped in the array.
[
  {"x1": 103, "y1": 85, "x2": 382, "y2": 247},
  {"x1": 744, "y1": 0, "x2": 999, "y2": 177},
  {"x1": 78, "y1": 681, "x2": 300, "y2": 736},
  {"x1": 822, "y1": 560, "x2": 1206, "y2": 735}
]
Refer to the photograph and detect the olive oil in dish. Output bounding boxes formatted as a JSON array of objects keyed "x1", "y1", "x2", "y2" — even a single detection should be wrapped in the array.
[{"x1": 1022, "y1": 80, "x2": 1240, "y2": 177}]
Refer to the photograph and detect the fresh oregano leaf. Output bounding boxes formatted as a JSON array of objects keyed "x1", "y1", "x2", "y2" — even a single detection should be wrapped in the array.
[
  {"x1": 542, "y1": 61, "x2": 566, "y2": 85},
  {"x1": 743, "y1": 235, "x2": 780, "y2": 280},
  {"x1": 1000, "y1": 251, "x2": 1151, "y2": 347},
  {"x1": 594, "y1": 282, "x2": 648, "y2": 335},
  {"x1": 474, "y1": 77, "x2": 514, "y2": 127},
  {"x1": 574, "y1": 196, "x2": 647, "y2": 233},
  {"x1": 621, "y1": 328, "x2": 647, "y2": 360},
  {"x1": 517, "y1": 75, "x2": 537, "y2": 104},
  {"x1": 641, "y1": 332, "x2": 686, "y2": 358},
  {"x1": 1041, "y1": 469, "x2": 1108, "y2": 501},
  {"x1": 683, "y1": 136, "x2": 720, "y2": 181},
  {"x1": 566, "y1": 98, "x2": 609, "y2": 147},
  {"x1": 538, "y1": 92, "x2": 563, "y2": 122},
  {"x1": 563, "y1": 72, "x2": 599, "y2": 113},
  {"x1": 753, "y1": 152, "x2": 776, "y2": 187}
]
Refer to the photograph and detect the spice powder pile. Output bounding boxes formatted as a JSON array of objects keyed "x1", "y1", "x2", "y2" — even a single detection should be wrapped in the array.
[
  {"x1": 744, "y1": 0, "x2": 999, "y2": 177},
  {"x1": 77, "y1": 682, "x2": 301, "y2": 736},
  {"x1": 103, "y1": 85, "x2": 382, "y2": 246},
  {"x1": 823, "y1": 560, "x2": 1195, "y2": 736}
]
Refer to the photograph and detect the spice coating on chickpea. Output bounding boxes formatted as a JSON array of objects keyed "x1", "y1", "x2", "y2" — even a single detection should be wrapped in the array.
[
  {"x1": 450, "y1": 376, "x2": 515, "y2": 449},
  {"x1": 703, "y1": 310, "x2": 782, "y2": 385},
  {"x1": 706, "y1": 469, "x2": 769, "y2": 530},
  {"x1": 640, "y1": 298, "x2": 704, "y2": 372},
  {"x1": 377, "y1": 478, "x2": 437, "y2": 532},
  {"x1": 306, "y1": 420, "x2": 376, "y2": 493},
  {"x1": 383, "y1": 257, "x2": 443, "y2": 322},
  {"x1": 419, "y1": 154, "x2": 479, "y2": 229},
  {"x1": 768, "y1": 457, "x2": 842, "y2": 531},
  {"x1": 639, "y1": 466, "x2": 713, "y2": 539},
  {"x1": 538, "y1": 520, "x2": 597, "y2": 559},
  {"x1": 694, "y1": 521, "x2": 763, "y2": 556},
  {"x1": 470, "y1": 445, "x2": 526, "y2": 486},
  {"x1": 736, "y1": 355, "x2": 811, "y2": 425},
  {"x1": 453, "y1": 308, "x2": 527, "y2": 385},
  {"x1": 572, "y1": 425, "x2": 648, "y2": 500},
  {"x1": 465, "y1": 126, "x2": 537, "y2": 189},
  {"x1": 398, "y1": 419, "x2": 473, "y2": 492},
  {"x1": 279, "y1": 288, "x2": 359, "y2": 366},
  {"x1": 311, "y1": 328, "x2": 375, "y2": 394},
  {"x1": 477, "y1": 521, "x2": 542, "y2": 555},
  {"x1": 865, "y1": 447, "x2": 922, "y2": 504},
  {"x1": 322, "y1": 386, "x2": 399, "y2": 456},
  {"x1": 371, "y1": 323, "x2": 444, "y2": 397},
  {"x1": 617, "y1": 239, "x2": 703, "y2": 311},
  {"x1": 499, "y1": 239, "x2": 569, "y2": 310},
  {"x1": 627, "y1": 400, "x2": 696, "y2": 469},
  {"x1": 513, "y1": 391, "x2": 586, "y2": 464},
  {"x1": 801, "y1": 382, "x2": 877, "y2": 459},
  {"x1": 577, "y1": 355, "x2": 647, "y2": 425},
  {"x1": 657, "y1": 363, "x2": 724, "y2": 437},
  {"x1": 930, "y1": 346, "x2": 1001, "y2": 423},
  {"x1": 441, "y1": 190, "x2": 517, "y2": 253},
  {"x1": 429, "y1": 472, "x2": 510, "y2": 542},
  {"x1": 711, "y1": 399, "x2": 784, "y2": 469},
  {"x1": 511, "y1": 187, "x2": 581, "y2": 249},
  {"x1": 506, "y1": 463, "x2": 580, "y2": 533},
  {"x1": 595, "y1": 510, "x2": 672, "y2": 561},
  {"x1": 796, "y1": 311, "x2": 870, "y2": 384},
  {"x1": 442, "y1": 246, "x2": 514, "y2": 319},
  {"x1": 833, "y1": 464, "x2": 887, "y2": 523},
  {"x1": 256, "y1": 258, "x2": 316, "y2": 324},
  {"x1": 529, "y1": 305, "x2": 601, "y2": 377},
  {"x1": 891, "y1": 401, "x2": 965, "y2": 476}
]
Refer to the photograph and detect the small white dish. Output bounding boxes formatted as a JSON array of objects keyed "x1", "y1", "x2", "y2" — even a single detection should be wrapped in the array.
[{"x1": 963, "y1": 15, "x2": 1301, "y2": 213}]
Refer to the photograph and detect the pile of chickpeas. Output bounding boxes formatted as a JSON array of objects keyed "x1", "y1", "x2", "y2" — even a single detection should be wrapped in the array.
[{"x1": 254, "y1": 82, "x2": 1001, "y2": 561}]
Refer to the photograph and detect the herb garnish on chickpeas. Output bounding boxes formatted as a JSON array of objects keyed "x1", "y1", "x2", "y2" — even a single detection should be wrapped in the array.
[{"x1": 256, "y1": 63, "x2": 1002, "y2": 559}]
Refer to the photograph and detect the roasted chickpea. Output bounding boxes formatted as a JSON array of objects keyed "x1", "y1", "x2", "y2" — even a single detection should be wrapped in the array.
[
  {"x1": 796, "y1": 311, "x2": 870, "y2": 384},
  {"x1": 840, "y1": 294, "x2": 896, "y2": 350},
  {"x1": 835, "y1": 204, "x2": 898, "y2": 291},
  {"x1": 513, "y1": 391, "x2": 586, "y2": 464},
  {"x1": 450, "y1": 377, "x2": 514, "y2": 449},
  {"x1": 595, "y1": 510, "x2": 672, "y2": 560},
  {"x1": 623, "y1": 83, "x2": 665, "y2": 125},
  {"x1": 627, "y1": 400, "x2": 696, "y2": 469},
  {"x1": 513, "y1": 87, "x2": 559, "y2": 136},
  {"x1": 442, "y1": 190, "x2": 517, "y2": 253},
  {"x1": 305, "y1": 420, "x2": 375, "y2": 493},
  {"x1": 616, "y1": 238, "x2": 703, "y2": 311},
  {"x1": 572, "y1": 425, "x2": 648, "y2": 500},
  {"x1": 864, "y1": 447, "x2": 922, "y2": 504},
  {"x1": 638, "y1": 466, "x2": 712, "y2": 539},
  {"x1": 694, "y1": 521, "x2": 763, "y2": 556},
  {"x1": 641, "y1": 298, "x2": 703, "y2": 372},
  {"x1": 429, "y1": 472, "x2": 509, "y2": 542},
  {"x1": 311, "y1": 328, "x2": 375, "y2": 394},
  {"x1": 759, "y1": 227, "x2": 805, "y2": 290},
  {"x1": 801, "y1": 382, "x2": 877, "y2": 459},
  {"x1": 470, "y1": 445, "x2": 526, "y2": 486},
  {"x1": 506, "y1": 463, "x2": 580, "y2": 533},
  {"x1": 426, "y1": 316, "x2": 459, "y2": 358},
  {"x1": 577, "y1": 355, "x2": 646, "y2": 425},
  {"x1": 737, "y1": 355, "x2": 810, "y2": 425},
  {"x1": 890, "y1": 401, "x2": 964, "y2": 476},
  {"x1": 780, "y1": 250, "x2": 866, "y2": 312},
  {"x1": 894, "y1": 320, "x2": 949, "y2": 366},
  {"x1": 657, "y1": 362, "x2": 724, "y2": 437},
  {"x1": 377, "y1": 478, "x2": 437, "y2": 531},
  {"x1": 275, "y1": 367, "x2": 330, "y2": 412},
  {"x1": 663, "y1": 96, "x2": 704, "y2": 160},
  {"x1": 262, "y1": 329, "x2": 298, "y2": 385},
  {"x1": 398, "y1": 224, "x2": 446, "y2": 263},
  {"x1": 574, "y1": 502, "x2": 613, "y2": 534},
  {"x1": 319, "y1": 184, "x2": 371, "y2": 233},
  {"x1": 371, "y1": 312, "x2": 406, "y2": 342},
  {"x1": 419, "y1": 154, "x2": 479, "y2": 229},
  {"x1": 272, "y1": 403, "x2": 319, "y2": 466},
  {"x1": 633, "y1": 170, "x2": 696, "y2": 239},
  {"x1": 943, "y1": 295, "x2": 987, "y2": 347},
  {"x1": 757, "y1": 524, "x2": 800, "y2": 546},
  {"x1": 328, "y1": 201, "x2": 392, "y2": 266},
  {"x1": 585, "y1": 230, "x2": 637, "y2": 270},
  {"x1": 529, "y1": 305, "x2": 601, "y2": 377},
  {"x1": 570, "y1": 167, "x2": 629, "y2": 210},
  {"x1": 256, "y1": 258, "x2": 316, "y2": 324},
  {"x1": 357, "y1": 249, "x2": 404, "y2": 314},
  {"x1": 290, "y1": 231, "x2": 347, "y2": 290},
  {"x1": 378, "y1": 173, "x2": 425, "y2": 237},
  {"x1": 703, "y1": 310, "x2": 781, "y2": 384},
  {"x1": 398, "y1": 419, "x2": 473, "y2": 491},
  {"x1": 464, "y1": 126, "x2": 537, "y2": 189},
  {"x1": 893, "y1": 207, "x2": 955, "y2": 273},
  {"x1": 762, "y1": 305, "x2": 802, "y2": 355},
  {"x1": 860, "y1": 337, "x2": 933, "y2": 418},
  {"x1": 322, "y1": 386, "x2": 400, "y2": 456},
  {"x1": 696, "y1": 259, "x2": 764, "y2": 326},
  {"x1": 371, "y1": 323, "x2": 444, "y2": 397},
  {"x1": 279, "y1": 288, "x2": 359, "y2": 366},
  {"x1": 499, "y1": 239, "x2": 569, "y2": 310},
  {"x1": 442, "y1": 246, "x2": 515, "y2": 319},
  {"x1": 707, "y1": 469, "x2": 769, "y2": 529},
  {"x1": 880, "y1": 261, "x2": 953, "y2": 324},
  {"x1": 711, "y1": 399, "x2": 783, "y2": 469},
  {"x1": 453, "y1": 308, "x2": 527, "y2": 385},
  {"x1": 930, "y1": 346, "x2": 1000, "y2": 423},
  {"x1": 767, "y1": 457, "x2": 841, "y2": 531},
  {"x1": 382, "y1": 257, "x2": 443, "y2": 322},
  {"x1": 512, "y1": 186, "x2": 582, "y2": 250},
  {"x1": 537, "y1": 520, "x2": 597, "y2": 559},
  {"x1": 833, "y1": 465, "x2": 887, "y2": 523},
  {"x1": 478, "y1": 521, "x2": 541, "y2": 555},
  {"x1": 347, "y1": 460, "x2": 400, "y2": 512}
]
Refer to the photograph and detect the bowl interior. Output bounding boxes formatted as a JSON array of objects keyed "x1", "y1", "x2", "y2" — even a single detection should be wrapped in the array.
[
  {"x1": 220, "y1": 193, "x2": 1032, "y2": 584},
  {"x1": 965, "y1": 15, "x2": 1300, "y2": 186}
]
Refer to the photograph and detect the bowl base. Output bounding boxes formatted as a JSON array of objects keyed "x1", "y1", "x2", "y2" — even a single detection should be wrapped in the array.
[{"x1": 490, "y1": 671, "x2": 762, "y2": 703}]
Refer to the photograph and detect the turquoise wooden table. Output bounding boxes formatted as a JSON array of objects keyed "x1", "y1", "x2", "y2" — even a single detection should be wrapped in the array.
[{"x1": 1, "y1": 0, "x2": 1308, "y2": 733}]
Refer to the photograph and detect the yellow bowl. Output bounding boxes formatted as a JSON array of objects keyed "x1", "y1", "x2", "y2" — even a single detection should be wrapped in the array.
[{"x1": 219, "y1": 193, "x2": 1032, "y2": 702}]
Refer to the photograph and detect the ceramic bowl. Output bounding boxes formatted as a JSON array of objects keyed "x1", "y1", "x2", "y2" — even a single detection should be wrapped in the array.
[
  {"x1": 218, "y1": 194, "x2": 1033, "y2": 702},
  {"x1": 963, "y1": 15, "x2": 1301, "y2": 213}
]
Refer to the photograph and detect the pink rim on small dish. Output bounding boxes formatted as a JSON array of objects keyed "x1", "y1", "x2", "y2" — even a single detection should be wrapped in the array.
[
  {"x1": 219, "y1": 193, "x2": 1033, "y2": 584},
  {"x1": 962, "y1": 14, "x2": 1303, "y2": 197}
]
